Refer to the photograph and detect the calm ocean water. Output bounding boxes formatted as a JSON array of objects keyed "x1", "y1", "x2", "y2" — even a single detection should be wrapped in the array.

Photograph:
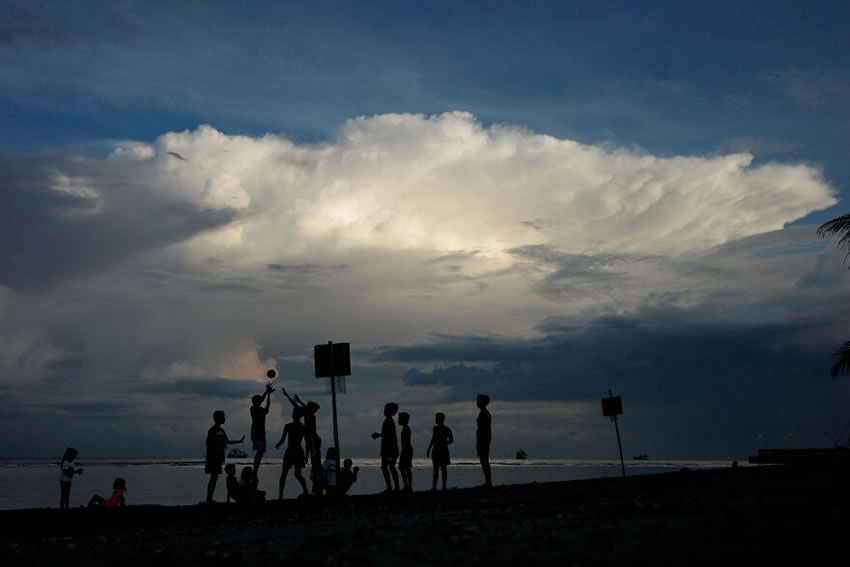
[{"x1": 0, "y1": 457, "x2": 736, "y2": 511}]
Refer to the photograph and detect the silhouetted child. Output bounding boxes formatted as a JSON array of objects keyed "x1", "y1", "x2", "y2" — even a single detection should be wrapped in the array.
[
  {"x1": 59, "y1": 447, "x2": 83, "y2": 509},
  {"x1": 88, "y1": 477, "x2": 127, "y2": 508},
  {"x1": 225, "y1": 463, "x2": 240, "y2": 503},
  {"x1": 323, "y1": 446, "x2": 338, "y2": 495},
  {"x1": 275, "y1": 407, "x2": 308, "y2": 499},
  {"x1": 339, "y1": 458, "x2": 360, "y2": 495},
  {"x1": 283, "y1": 388, "x2": 323, "y2": 495},
  {"x1": 476, "y1": 394, "x2": 493, "y2": 487},
  {"x1": 250, "y1": 381, "x2": 275, "y2": 477},
  {"x1": 371, "y1": 402, "x2": 400, "y2": 492},
  {"x1": 205, "y1": 410, "x2": 245, "y2": 503},
  {"x1": 398, "y1": 412, "x2": 413, "y2": 492},
  {"x1": 427, "y1": 412, "x2": 453, "y2": 491},
  {"x1": 238, "y1": 465, "x2": 266, "y2": 502}
]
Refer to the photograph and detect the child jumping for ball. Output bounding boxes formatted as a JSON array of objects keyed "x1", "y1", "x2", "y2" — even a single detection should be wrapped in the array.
[{"x1": 250, "y1": 381, "x2": 275, "y2": 477}]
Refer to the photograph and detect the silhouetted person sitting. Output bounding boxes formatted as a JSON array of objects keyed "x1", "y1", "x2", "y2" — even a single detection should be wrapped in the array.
[
  {"x1": 275, "y1": 407, "x2": 309, "y2": 499},
  {"x1": 250, "y1": 381, "x2": 275, "y2": 477},
  {"x1": 398, "y1": 411, "x2": 414, "y2": 492},
  {"x1": 225, "y1": 463, "x2": 240, "y2": 503},
  {"x1": 283, "y1": 388, "x2": 323, "y2": 495},
  {"x1": 205, "y1": 410, "x2": 245, "y2": 503},
  {"x1": 427, "y1": 412, "x2": 453, "y2": 491},
  {"x1": 88, "y1": 477, "x2": 127, "y2": 508},
  {"x1": 238, "y1": 465, "x2": 265, "y2": 502},
  {"x1": 339, "y1": 458, "x2": 360, "y2": 495},
  {"x1": 476, "y1": 394, "x2": 493, "y2": 488},
  {"x1": 371, "y1": 402, "x2": 400, "y2": 492}
]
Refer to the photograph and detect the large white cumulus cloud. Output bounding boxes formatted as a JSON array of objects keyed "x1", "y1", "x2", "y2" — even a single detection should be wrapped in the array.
[{"x1": 111, "y1": 111, "x2": 835, "y2": 265}]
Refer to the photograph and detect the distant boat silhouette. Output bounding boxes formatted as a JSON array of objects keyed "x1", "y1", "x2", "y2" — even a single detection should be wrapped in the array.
[
  {"x1": 227, "y1": 448, "x2": 248, "y2": 458},
  {"x1": 515, "y1": 449, "x2": 528, "y2": 460},
  {"x1": 632, "y1": 453, "x2": 649, "y2": 460}
]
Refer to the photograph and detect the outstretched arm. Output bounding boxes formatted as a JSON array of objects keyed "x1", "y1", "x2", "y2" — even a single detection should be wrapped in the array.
[
  {"x1": 227, "y1": 435, "x2": 245, "y2": 445},
  {"x1": 281, "y1": 388, "x2": 305, "y2": 408},
  {"x1": 275, "y1": 426, "x2": 288, "y2": 449},
  {"x1": 264, "y1": 382, "x2": 274, "y2": 409}
]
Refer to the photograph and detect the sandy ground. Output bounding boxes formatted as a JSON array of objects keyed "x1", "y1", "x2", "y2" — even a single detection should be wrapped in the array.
[{"x1": 2, "y1": 464, "x2": 849, "y2": 566}]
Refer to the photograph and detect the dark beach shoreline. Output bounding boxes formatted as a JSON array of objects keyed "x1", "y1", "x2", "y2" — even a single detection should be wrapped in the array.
[{"x1": 3, "y1": 464, "x2": 849, "y2": 566}]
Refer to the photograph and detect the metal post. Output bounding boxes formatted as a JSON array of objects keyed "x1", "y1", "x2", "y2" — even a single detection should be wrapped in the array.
[
  {"x1": 610, "y1": 388, "x2": 626, "y2": 479},
  {"x1": 329, "y1": 341, "x2": 341, "y2": 474}
]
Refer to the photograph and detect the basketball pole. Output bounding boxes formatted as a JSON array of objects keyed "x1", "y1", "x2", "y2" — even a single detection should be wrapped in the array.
[
  {"x1": 329, "y1": 341, "x2": 341, "y2": 474},
  {"x1": 610, "y1": 388, "x2": 626, "y2": 479}
]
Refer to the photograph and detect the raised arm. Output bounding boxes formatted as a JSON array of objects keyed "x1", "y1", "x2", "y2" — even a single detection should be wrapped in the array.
[
  {"x1": 264, "y1": 382, "x2": 274, "y2": 409},
  {"x1": 281, "y1": 387, "x2": 304, "y2": 408}
]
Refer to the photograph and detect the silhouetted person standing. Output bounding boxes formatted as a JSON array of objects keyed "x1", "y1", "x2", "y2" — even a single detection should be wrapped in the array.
[
  {"x1": 205, "y1": 410, "x2": 245, "y2": 503},
  {"x1": 427, "y1": 412, "x2": 453, "y2": 491},
  {"x1": 283, "y1": 388, "x2": 323, "y2": 495},
  {"x1": 250, "y1": 382, "x2": 275, "y2": 477},
  {"x1": 371, "y1": 402, "x2": 400, "y2": 492},
  {"x1": 275, "y1": 407, "x2": 309, "y2": 499},
  {"x1": 398, "y1": 412, "x2": 413, "y2": 492},
  {"x1": 59, "y1": 447, "x2": 83, "y2": 509},
  {"x1": 476, "y1": 394, "x2": 493, "y2": 487}
]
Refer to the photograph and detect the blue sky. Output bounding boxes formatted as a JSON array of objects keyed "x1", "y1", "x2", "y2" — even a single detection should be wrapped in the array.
[{"x1": 2, "y1": 1, "x2": 850, "y2": 461}]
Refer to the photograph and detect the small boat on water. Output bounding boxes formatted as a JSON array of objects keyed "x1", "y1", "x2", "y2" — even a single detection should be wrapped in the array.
[
  {"x1": 227, "y1": 449, "x2": 248, "y2": 458},
  {"x1": 633, "y1": 453, "x2": 649, "y2": 461},
  {"x1": 515, "y1": 449, "x2": 528, "y2": 460}
]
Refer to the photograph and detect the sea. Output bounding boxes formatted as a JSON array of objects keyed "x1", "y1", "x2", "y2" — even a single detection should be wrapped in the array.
[{"x1": 0, "y1": 457, "x2": 737, "y2": 511}]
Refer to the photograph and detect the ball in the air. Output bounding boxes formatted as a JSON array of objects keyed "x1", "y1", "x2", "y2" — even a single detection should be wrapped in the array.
[{"x1": 267, "y1": 369, "x2": 276, "y2": 379}]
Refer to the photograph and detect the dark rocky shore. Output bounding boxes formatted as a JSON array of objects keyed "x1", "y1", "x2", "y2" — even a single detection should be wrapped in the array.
[{"x1": 3, "y1": 464, "x2": 849, "y2": 566}]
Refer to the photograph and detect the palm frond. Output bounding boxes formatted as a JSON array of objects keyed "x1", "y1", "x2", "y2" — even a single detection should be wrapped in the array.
[
  {"x1": 817, "y1": 213, "x2": 850, "y2": 246},
  {"x1": 818, "y1": 213, "x2": 850, "y2": 267},
  {"x1": 831, "y1": 341, "x2": 850, "y2": 378}
]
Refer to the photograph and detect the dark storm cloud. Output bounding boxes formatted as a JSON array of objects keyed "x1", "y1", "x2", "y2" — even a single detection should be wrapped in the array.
[
  {"x1": 0, "y1": 152, "x2": 239, "y2": 290},
  {"x1": 508, "y1": 244, "x2": 735, "y2": 300},
  {"x1": 368, "y1": 302, "x2": 844, "y2": 407},
  {"x1": 0, "y1": 2, "x2": 141, "y2": 48}
]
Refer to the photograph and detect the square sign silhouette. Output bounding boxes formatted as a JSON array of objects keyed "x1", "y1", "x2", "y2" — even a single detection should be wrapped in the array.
[
  {"x1": 601, "y1": 395, "x2": 622, "y2": 417},
  {"x1": 314, "y1": 342, "x2": 351, "y2": 378}
]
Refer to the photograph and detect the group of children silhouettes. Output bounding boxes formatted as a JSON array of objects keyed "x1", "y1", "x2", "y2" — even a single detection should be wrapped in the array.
[
  {"x1": 203, "y1": 380, "x2": 360, "y2": 503},
  {"x1": 59, "y1": 380, "x2": 492, "y2": 507},
  {"x1": 372, "y1": 394, "x2": 492, "y2": 492}
]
